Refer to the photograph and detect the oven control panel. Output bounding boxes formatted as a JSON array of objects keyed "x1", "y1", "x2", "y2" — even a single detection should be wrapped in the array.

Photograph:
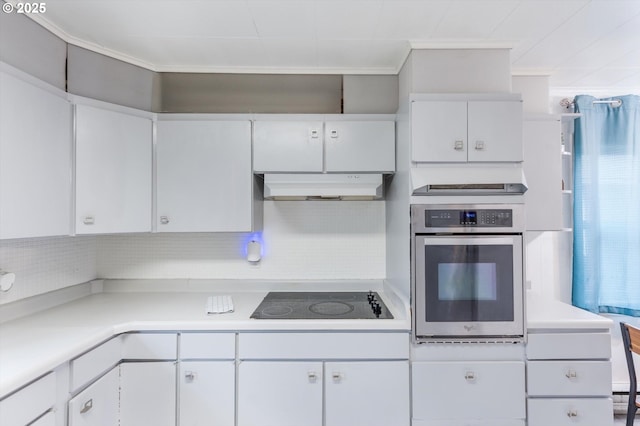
[{"x1": 425, "y1": 209, "x2": 513, "y2": 228}]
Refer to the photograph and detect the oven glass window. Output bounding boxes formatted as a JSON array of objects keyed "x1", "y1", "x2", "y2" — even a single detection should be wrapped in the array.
[
  {"x1": 424, "y1": 244, "x2": 514, "y2": 322},
  {"x1": 438, "y1": 263, "x2": 497, "y2": 301}
]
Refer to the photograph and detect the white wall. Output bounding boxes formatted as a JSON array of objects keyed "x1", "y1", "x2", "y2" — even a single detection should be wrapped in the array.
[{"x1": 0, "y1": 201, "x2": 386, "y2": 304}]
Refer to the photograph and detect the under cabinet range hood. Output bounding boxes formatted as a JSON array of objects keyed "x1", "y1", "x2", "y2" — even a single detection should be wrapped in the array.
[
  {"x1": 411, "y1": 166, "x2": 528, "y2": 196},
  {"x1": 262, "y1": 174, "x2": 384, "y2": 200}
]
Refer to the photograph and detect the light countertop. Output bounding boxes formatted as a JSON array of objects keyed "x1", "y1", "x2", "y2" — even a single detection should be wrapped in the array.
[
  {"x1": 526, "y1": 290, "x2": 614, "y2": 331},
  {"x1": 0, "y1": 282, "x2": 615, "y2": 398},
  {"x1": 0, "y1": 280, "x2": 409, "y2": 397}
]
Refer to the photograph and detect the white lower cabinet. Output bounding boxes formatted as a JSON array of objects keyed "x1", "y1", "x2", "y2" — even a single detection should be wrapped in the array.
[
  {"x1": 68, "y1": 367, "x2": 119, "y2": 426},
  {"x1": 526, "y1": 331, "x2": 613, "y2": 426},
  {"x1": 238, "y1": 361, "x2": 323, "y2": 426},
  {"x1": 120, "y1": 362, "x2": 176, "y2": 426},
  {"x1": 527, "y1": 398, "x2": 613, "y2": 426},
  {"x1": 0, "y1": 372, "x2": 56, "y2": 426},
  {"x1": 324, "y1": 361, "x2": 409, "y2": 426},
  {"x1": 412, "y1": 361, "x2": 525, "y2": 425},
  {"x1": 237, "y1": 332, "x2": 410, "y2": 426},
  {"x1": 237, "y1": 360, "x2": 409, "y2": 426},
  {"x1": 179, "y1": 361, "x2": 235, "y2": 426}
]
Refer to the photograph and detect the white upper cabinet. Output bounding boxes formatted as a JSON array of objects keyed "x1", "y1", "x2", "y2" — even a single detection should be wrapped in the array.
[
  {"x1": 253, "y1": 117, "x2": 395, "y2": 173},
  {"x1": 0, "y1": 69, "x2": 72, "y2": 239},
  {"x1": 523, "y1": 116, "x2": 563, "y2": 231},
  {"x1": 412, "y1": 97, "x2": 523, "y2": 163},
  {"x1": 324, "y1": 121, "x2": 395, "y2": 172},
  {"x1": 156, "y1": 119, "x2": 257, "y2": 232},
  {"x1": 253, "y1": 120, "x2": 323, "y2": 172},
  {"x1": 74, "y1": 103, "x2": 152, "y2": 234}
]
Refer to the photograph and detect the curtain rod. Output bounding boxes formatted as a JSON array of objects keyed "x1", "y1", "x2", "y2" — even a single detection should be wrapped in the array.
[{"x1": 560, "y1": 98, "x2": 623, "y2": 108}]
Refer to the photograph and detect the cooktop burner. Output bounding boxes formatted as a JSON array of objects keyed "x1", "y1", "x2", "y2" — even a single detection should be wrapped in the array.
[{"x1": 250, "y1": 291, "x2": 394, "y2": 320}]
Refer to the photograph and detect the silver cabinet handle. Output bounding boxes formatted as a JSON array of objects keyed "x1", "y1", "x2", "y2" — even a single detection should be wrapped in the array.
[
  {"x1": 83, "y1": 216, "x2": 95, "y2": 225},
  {"x1": 185, "y1": 371, "x2": 196, "y2": 381},
  {"x1": 80, "y1": 398, "x2": 93, "y2": 414},
  {"x1": 332, "y1": 372, "x2": 342, "y2": 382},
  {"x1": 307, "y1": 371, "x2": 318, "y2": 382},
  {"x1": 454, "y1": 140, "x2": 464, "y2": 151},
  {"x1": 565, "y1": 369, "x2": 577, "y2": 379},
  {"x1": 567, "y1": 410, "x2": 578, "y2": 418},
  {"x1": 309, "y1": 129, "x2": 320, "y2": 140},
  {"x1": 464, "y1": 371, "x2": 476, "y2": 382},
  {"x1": 159, "y1": 216, "x2": 170, "y2": 225},
  {"x1": 475, "y1": 140, "x2": 485, "y2": 150}
]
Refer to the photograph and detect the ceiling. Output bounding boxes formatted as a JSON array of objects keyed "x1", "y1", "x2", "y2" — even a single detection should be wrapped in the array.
[{"x1": 13, "y1": 0, "x2": 640, "y2": 93}]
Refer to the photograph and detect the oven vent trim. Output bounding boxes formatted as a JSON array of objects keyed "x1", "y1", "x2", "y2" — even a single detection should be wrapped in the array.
[{"x1": 410, "y1": 167, "x2": 528, "y2": 196}]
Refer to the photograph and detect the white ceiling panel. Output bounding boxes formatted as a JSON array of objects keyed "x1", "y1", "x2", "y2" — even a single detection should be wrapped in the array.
[
  {"x1": 431, "y1": 0, "x2": 521, "y2": 39},
  {"x1": 9, "y1": 0, "x2": 640, "y2": 91},
  {"x1": 374, "y1": 1, "x2": 450, "y2": 40},
  {"x1": 513, "y1": 1, "x2": 640, "y2": 68},
  {"x1": 314, "y1": 0, "x2": 383, "y2": 40},
  {"x1": 248, "y1": 1, "x2": 316, "y2": 39}
]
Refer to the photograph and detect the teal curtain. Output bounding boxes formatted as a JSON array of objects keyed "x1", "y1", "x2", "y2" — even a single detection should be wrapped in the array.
[{"x1": 572, "y1": 94, "x2": 640, "y2": 316}]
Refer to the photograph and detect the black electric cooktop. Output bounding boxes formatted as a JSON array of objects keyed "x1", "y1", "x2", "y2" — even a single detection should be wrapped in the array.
[{"x1": 250, "y1": 291, "x2": 394, "y2": 320}]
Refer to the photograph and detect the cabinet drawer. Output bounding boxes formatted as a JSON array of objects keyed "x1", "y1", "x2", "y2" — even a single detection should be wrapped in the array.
[
  {"x1": 30, "y1": 411, "x2": 55, "y2": 426},
  {"x1": 412, "y1": 361, "x2": 525, "y2": 421},
  {"x1": 121, "y1": 333, "x2": 177, "y2": 360},
  {"x1": 238, "y1": 332, "x2": 409, "y2": 359},
  {"x1": 527, "y1": 398, "x2": 613, "y2": 426},
  {"x1": 180, "y1": 332, "x2": 235, "y2": 359},
  {"x1": 0, "y1": 372, "x2": 56, "y2": 426},
  {"x1": 527, "y1": 333, "x2": 611, "y2": 360},
  {"x1": 70, "y1": 336, "x2": 122, "y2": 391},
  {"x1": 527, "y1": 361, "x2": 611, "y2": 396},
  {"x1": 68, "y1": 367, "x2": 119, "y2": 426}
]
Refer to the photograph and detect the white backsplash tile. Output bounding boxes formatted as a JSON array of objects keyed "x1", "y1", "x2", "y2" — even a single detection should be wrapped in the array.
[
  {"x1": 1, "y1": 202, "x2": 386, "y2": 304},
  {"x1": 97, "y1": 201, "x2": 386, "y2": 280},
  {"x1": 0, "y1": 236, "x2": 97, "y2": 305}
]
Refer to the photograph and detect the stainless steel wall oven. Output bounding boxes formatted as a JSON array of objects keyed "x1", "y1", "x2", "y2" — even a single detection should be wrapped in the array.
[{"x1": 411, "y1": 204, "x2": 525, "y2": 343}]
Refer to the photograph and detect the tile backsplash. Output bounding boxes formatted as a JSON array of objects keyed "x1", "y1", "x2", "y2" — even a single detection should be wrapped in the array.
[
  {"x1": 0, "y1": 236, "x2": 97, "y2": 304},
  {"x1": 1, "y1": 201, "x2": 386, "y2": 304}
]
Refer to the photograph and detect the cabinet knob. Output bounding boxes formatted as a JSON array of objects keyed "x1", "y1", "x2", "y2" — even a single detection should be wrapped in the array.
[
  {"x1": 566, "y1": 410, "x2": 578, "y2": 418},
  {"x1": 332, "y1": 372, "x2": 343, "y2": 382},
  {"x1": 475, "y1": 140, "x2": 485, "y2": 150},
  {"x1": 83, "y1": 216, "x2": 95, "y2": 225},
  {"x1": 80, "y1": 398, "x2": 93, "y2": 414},
  {"x1": 454, "y1": 140, "x2": 464, "y2": 151},
  {"x1": 329, "y1": 129, "x2": 339, "y2": 139},
  {"x1": 159, "y1": 216, "x2": 170, "y2": 225},
  {"x1": 565, "y1": 369, "x2": 578, "y2": 379},
  {"x1": 464, "y1": 371, "x2": 476, "y2": 382},
  {"x1": 309, "y1": 129, "x2": 319, "y2": 139},
  {"x1": 185, "y1": 371, "x2": 196, "y2": 381},
  {"x1": 307, "y1": 371, "x2": 318, "y2": 382}
]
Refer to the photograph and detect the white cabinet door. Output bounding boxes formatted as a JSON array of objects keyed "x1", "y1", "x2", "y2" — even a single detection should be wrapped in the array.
[
  {"x1": 179, "y1": 361, "x2": 235, "y2": 426},
  {"x1": 411, "y1": 101, "x2": 467, "y2": 162},
  {"x1": 68, "y1": 367, "x2": 119, "y2": 426},
  {"x1": 412, "y1": 361, "x2": 525, "y2": 422},
  {"x1": 523, "y1": 118, "x2": 563, "y2": 231},
  {"x1": 119, "y1": 362, "x2": 176, "y2": 426},
  {"x1": 237, "y1": 361, "x2": 322, "y2": 426},
  {"x1": 467, "y1": 101, "x2": 523, "y2": 162},
  {"x1": 0, "y1": 71, "x2": 72, "y2": 239},
  {"x1": 156, "y1": 120, "x2": 253, "y2": 232},
  {"x1": 324, "y1": 121, "x2": 395, "y2": 172},
  {"x1": 253, "y1": 121, "x2": 323, "y2": 172},
  {"x1": 0, "y1": 372, "x2": 56, "y2": 426},
  {"x1": 325, "y1": 361, "x2": 409, "y2": 426},
  {"x1": 75, "y1": 104, "x2": 152, "y2": 234}
]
